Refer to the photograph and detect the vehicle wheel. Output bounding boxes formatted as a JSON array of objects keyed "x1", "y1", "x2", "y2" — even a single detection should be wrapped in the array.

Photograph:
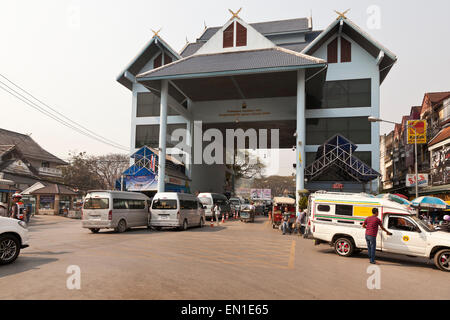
[
  {"x1": 0, "y1": 235, "x2": 20, "y2": 265},
  {"x1": 154, "y1": 226, "x2": 162, "y2": 231},
  {"x1": 89, "y1": 228, "x2": 100, "y2": 234},
  {"x1": 115, "y1": 219, "x2": 127, "y2": 233},
  {"x1": 199, "y1": 218, "x2": 204, "y2": 228},
  {"x1": 334, "y1": 237, "x2": 354, "y2": 257},
  {"x1": 179, "y1": 219, "x2": 188, "y2": 231},
  {"x1": 434, "y1": 249, "x2": 450, "y2": 272}
]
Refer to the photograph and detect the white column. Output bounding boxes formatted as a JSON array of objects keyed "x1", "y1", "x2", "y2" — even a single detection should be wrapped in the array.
[
  {"x1": 130, "y1": 86, "x2": 138, "y2": 166},
  {"x1": 296, "y1": 69, "x2": 306, "y2": 213},
  {"x1": 185, "y1": 99, "x2": 193, "y2": 180},
  {"x1": 158, "y1": 80, "x2": 169, "y2": 192}
]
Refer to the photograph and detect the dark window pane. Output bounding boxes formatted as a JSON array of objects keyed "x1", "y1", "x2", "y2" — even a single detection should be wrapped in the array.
[
  {"x1": 164, "y1": 54, "x2": 172, "y2": 65},
  {"x1": 353, "y1": 151, "x2": 372, "y2": 167},
  {"x1": 336, "y1": 205, "x2": 353, "y2": 216},
  {"x1": 223, "y1": 23, "x2": 234, "y2": 48},
  {"x1": 154, "y1": 54, "x2": 162, "y2": 69},
  {"x1": 317, "y1": 205, "x2": 330, "y2": 212},
  {"x1": 135, "y1": 124, "x2": 187, "y2": 149},
  {"x1": 306, "y1": 117, "x2": 371, "y2": 145},
  {"x1": 327, "y1": 38, "x2": 338, "y2": 63},
  {"x1": 236, "y1": 22, "x2": 247, "y2": 47},
  {"x1": 137, "y1": 92, "x2": 178, "y2": 117},
  {"x1": 308, "y1": 79, "x2": 371, "y2": 109},
  {"x1": 152, "y1": 199, "x2": 177, "y2": 210},
  {"x1": 341, "y1": 37, "x2": 352, "y2": 62}
]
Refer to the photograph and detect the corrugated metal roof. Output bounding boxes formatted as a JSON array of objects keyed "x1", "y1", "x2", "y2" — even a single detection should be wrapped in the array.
[
  {"x1": 180, "y1": 42, "x2": 205, "y2": 58},
  {"x1": 251, "y1": 18, "x2": 310, "y2": 34},
  {"x1": 0, "y1": 129, "x2": 67, "y2": 165},
  {"x1": 31, "y1": 183, "x2": 77, "y2": 195},
  {"x1": 198, "y1": 18, "x2": 310, "y2": 42},
  {"x1": 138, "y1": 47, "x2": 325, "y2": 80}
]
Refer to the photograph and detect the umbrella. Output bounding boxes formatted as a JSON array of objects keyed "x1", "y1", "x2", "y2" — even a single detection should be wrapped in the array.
[
  {"x1": 393, "y1": 193, "x2": 408, "y2": 200},
  {"x1": 411, "y1": 196, "x2": 449, "y2": 210}
]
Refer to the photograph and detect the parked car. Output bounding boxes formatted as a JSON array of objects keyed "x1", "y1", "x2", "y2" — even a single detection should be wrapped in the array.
[
  {"x1": 150, "y1": 192, "x2": 205, "y2": 230},
  {"x1": 308, "y1": 191, "x2": 450, "y2": 272},
  {"x1": 0, "y1": 217, "x2": 29, "y2": 265},
  {"x1": 82, "y1": 190, "x2": 151, "y2": 233}
]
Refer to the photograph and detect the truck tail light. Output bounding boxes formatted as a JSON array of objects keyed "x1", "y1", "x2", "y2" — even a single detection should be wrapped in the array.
[
  {"x1": 177, "y1": 211, "x2": 180, "y2": 219},
  {"x1": 108, "y1": 210, "x2": 112, "y2": 220}
]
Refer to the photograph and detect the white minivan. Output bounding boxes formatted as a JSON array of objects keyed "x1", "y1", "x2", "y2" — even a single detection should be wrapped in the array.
[
  {"x1": 82, "y1": 190, "x2": 151, "y2": 233},
  {"x1": 150, "y1": 192, "x2": 205, "y2": 231},
  {"x1": 198, "y1": 193, "x2": 229, "y2": 219}
]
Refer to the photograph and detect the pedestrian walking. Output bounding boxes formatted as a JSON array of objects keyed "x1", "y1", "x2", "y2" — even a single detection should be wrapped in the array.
[
  {"x1": 281, "y1": 207, "x2": 290, "y2": 235},
  {"x1": 0, "y1": 202, "x2": 8, "y2": 217},
  {"x1": 9, "y1": 193, "x2": 26, "y2": 221},
  {"x1": 362, "y1": 208, "x2": 392, "y2": 264},
  {"x1": 214, "y1": 203, "x2": 221, "y2": 226},
  {"x1": 296, "y1": 210, "x2": 306, "y2": 235}
]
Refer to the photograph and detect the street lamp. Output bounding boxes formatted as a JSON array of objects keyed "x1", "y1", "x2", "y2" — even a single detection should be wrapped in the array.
[{"x1": 368, "y1": 116, "x2": 420, "y2": 198}]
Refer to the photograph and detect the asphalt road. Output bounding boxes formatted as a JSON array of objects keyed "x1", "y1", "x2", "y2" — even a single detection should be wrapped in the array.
[{"x1": 0, "y1": 214, "x2": 449, "y2": 300}]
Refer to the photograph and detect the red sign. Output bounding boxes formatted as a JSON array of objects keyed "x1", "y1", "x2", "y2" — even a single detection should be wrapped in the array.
[{"x1": 332, "y1": 183, "x2": 344, "y2": 190}]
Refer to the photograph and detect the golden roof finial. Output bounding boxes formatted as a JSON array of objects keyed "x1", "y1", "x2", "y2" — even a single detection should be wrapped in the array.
[
  {"x1": 334, "y1": 9, "x2": 350, "y2": 20},
  {"x1": 228, "y1": 8, "x2": 242, "y2": 20},
  {"x1": 151, "y1": 28, "x2": 162, "y2": 38}
]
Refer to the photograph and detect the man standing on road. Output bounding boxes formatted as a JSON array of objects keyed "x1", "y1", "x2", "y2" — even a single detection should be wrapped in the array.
[
  {"x1": 214, "y1": 203, "x2": 221, "y2": 226},
  {"x1": 362, "y1": 208, "x2": 392, "y2": 264}
]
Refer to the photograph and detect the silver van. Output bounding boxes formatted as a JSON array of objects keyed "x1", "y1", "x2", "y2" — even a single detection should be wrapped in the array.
[
  {"x1": 198, "y1": 193, "x2": 230, "y2": 219},
  {"x1": 82, "y1": 191, "x2": 151, "y2": 233},
  {"x1": 150, "y1": 192, "x2": 205, "y2": 231}
]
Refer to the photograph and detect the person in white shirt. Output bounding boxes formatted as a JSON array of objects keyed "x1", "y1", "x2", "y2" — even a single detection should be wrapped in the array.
[{"x1": 214, "y1": 203, "x2": 221, "y2": 226}]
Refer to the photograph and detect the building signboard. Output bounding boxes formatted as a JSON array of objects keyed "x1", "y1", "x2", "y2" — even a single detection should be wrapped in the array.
[
  {"x1": 407, "y1": 120, "x2": 427, "y2": 144},
  {"x1": 431, "y1": 145, "x2": 450, "y2": 186},
  {"x1": 250, "y1": 189, "x2": 271, "y2": 200},
  {"x1": 406, "y1": 174, "x2": 429, "y2": 187}
]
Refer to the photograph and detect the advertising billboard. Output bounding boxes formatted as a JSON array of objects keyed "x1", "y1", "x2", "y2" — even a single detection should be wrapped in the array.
[{"x1": 407, "y1": 120, "x2": 427, "y2": 144}]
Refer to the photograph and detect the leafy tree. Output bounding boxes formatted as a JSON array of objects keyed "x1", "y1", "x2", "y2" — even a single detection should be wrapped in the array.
[
  {"x1": 231, "y1": 150, "x2": 266, "y2": 180},
  {"x1": 62, "y1": 152, "x2": 129, "y2": 191}
]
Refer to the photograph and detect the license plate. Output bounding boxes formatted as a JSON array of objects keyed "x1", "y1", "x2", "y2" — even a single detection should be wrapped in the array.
[{"x1": 159, "y1": 215, "x2": 169, "y2": 220}]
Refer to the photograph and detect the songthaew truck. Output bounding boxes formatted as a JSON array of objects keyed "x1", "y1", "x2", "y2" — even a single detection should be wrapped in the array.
[{"x1": 307, "y1": 191, "x2": 450, "y2": 272}]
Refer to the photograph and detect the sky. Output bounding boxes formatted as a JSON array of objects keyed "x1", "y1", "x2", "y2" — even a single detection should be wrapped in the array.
[{"x1": 0, "y1": 0, "x2": 449, "y2": 174}]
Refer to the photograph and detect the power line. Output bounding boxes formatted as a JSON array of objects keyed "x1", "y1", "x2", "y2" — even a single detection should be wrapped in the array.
[{"x1": 0, "y1": 73, "x2": 129, "y2": 152}]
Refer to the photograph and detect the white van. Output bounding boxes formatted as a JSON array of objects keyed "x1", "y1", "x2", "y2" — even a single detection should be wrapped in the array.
[
  {"x1": 198, "y1": 193, "x2": 229, "y2": 219},
  {"x1": 150, "y1": 192, "x2": 205, "y2": 230},
  {"x1": 82, "y1": 191, "x2": 151, "y2": 233},
  {"x1": 308, "y1": 191, "x2": 450, "y2": 272}
]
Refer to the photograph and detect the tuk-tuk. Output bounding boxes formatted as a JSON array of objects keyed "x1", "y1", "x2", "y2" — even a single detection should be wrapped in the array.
[
  {"x1": 272, "y1": 197, "x2": 296, "y2": 229},
  {"x1": 240, "y1": 203, "x2": 255, "y2": 223}
]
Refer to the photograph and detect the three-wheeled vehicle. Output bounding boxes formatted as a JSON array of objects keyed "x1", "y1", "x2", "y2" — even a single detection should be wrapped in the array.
[
  {"x1": 272, "y1": 197, "x2": 296, "y2": 229},
  {"x1": 240, "y1": 203, "x2": 255, "y2": 223}
]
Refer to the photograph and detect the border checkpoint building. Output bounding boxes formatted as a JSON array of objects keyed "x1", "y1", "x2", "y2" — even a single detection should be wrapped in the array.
[{"x1": 116, "y1": 9, "x2": 397, "y2": 208}]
